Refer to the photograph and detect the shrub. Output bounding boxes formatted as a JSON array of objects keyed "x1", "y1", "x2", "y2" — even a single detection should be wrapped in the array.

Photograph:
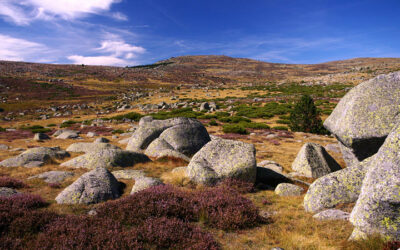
[
  {"x1": 150, "y1": 108, "x2": 203, "y2": 120},
  {"x1": 0, "y1": 127, "x2": 5, "y2": 132},
  {"x1": 273, "y1": 126, "x2": 289, "y2": 131},
  {"x1": 240, "y1": 121, "x2": 270, "y2": 129},
  {"x1": 276, "y1": 119, "x2": 290, "y2": 124},
  {"x1": 289, "y1": 95, "x2": 329, "y2": 134},
  {"x1": 0, "y1": 177, "x2": 28, "y2": 189},
  {"x1": 46, "y1": 123, "x2": 56, "y2": 127},
  {"x1": 112, "y1": 129, "x2": 124, "y2": 134},
  {"x1": 209, "y1": 119, "x2": 218, "y2": 126},
  {"x1": 222, "y1": 124, "x2": 248, "y2": 134},
  {"x1": 218, "y1": 178, "x2": 254, "y2": 194},
  {"x1": 60, "y1": 120, "x2": 79, "y2": 128},
  {"x1": 96, "y1": 185, "x2": 197, "y2": 225},
  {"x1": 197, "y1": 187, "x2": 260, "y2": 230},
  {"x1": 135, "y1": 217, "x2": 220, "y2": 249},
  {"x1": 0, "y1": 193, "x2": 47, "y2": 210},
  {"x1": 198, "y1": 114, "x2": 217, "y2": 119},
  {"x1": 218, "y1": 116, "x2": 251, "y2": 123},
  {"x1": 34, "y1": 216, "x2": 143, "y2": 249},
  {"x1": 383, "y1": 241, "x2": 400, "y2": 250},
  {"x1": 111, "y1": 112, "x2": 143, "y2": 121},
  {"x1": 20, "y1": 125, "x2": 51, "y2": 134}
]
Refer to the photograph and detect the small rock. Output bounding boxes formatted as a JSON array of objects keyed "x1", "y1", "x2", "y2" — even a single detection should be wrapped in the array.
[
  {"x1": 86, "y1": 132, "x2": 97, "y2": 138},
  {"x1": 0, "y1": 187, "x2": 20, "y2": 197},
  {"x1": 29, "y1": 171, "x2": 74, "y2": 183},
  {"x1": 131, "y1": 177, "x2": 163, "y2": 194},
  {"x1": 0, "y1": 144, "x2": 9, "y2": 150},
  {"x1": 313, "y1": 209, "x2": 350, "y2": 221},
  {"x1": 94, "y1": 137, "x2": 110, "y2": 143},
  {"x1": 111, "y1": 169, "x2": 146, "y2": 179},
  {"x1": 33, "y1": 133, "x2": 50, "y2": 141},
  {"x1": 275, "y1": 183, "x2": 304, "y2": 196}
]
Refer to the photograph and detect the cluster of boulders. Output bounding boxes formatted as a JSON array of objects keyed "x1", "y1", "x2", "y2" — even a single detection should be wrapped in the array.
[{"x1": 303, "y1": 72, "x2": 400, "y2": 241}]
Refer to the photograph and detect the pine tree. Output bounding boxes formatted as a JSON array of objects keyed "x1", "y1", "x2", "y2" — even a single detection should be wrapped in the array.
[{"x1": 289, "y1": 95, "x2": 329, "y2": 134}]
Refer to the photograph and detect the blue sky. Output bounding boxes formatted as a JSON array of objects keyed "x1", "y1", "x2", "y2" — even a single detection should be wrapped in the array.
[{"x1": 0, "y1": 0, "x2": 399, "y2": 66}]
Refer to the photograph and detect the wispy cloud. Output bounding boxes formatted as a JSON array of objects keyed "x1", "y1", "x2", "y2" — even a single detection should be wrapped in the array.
[
  {"x1": 0, "y1": 0, "x2": 124, "y2": 25},
  {"x1": 111, "y1": 12, "x2": 128, "y2": 21},
  {"x1": 67, "y1": 34, "x2": 146, "y2": 66},
  {"x1": 0, "y1": 34, "x2": 51, "y2": 62}
]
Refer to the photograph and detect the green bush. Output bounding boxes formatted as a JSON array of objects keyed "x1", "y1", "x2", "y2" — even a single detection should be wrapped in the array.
[
  {"x1": 20, "y1": 125, "x2": 51, "y2": 133},
  {"x1": 273, "y1": 126, "x2": 289, "y2": 131},
  {"x1": 197, "y1": 114, "x2": 217, "y2": 119},
  {"x1": 111, "y1": 112, "x2": 143, "y2": 121},
  {"x1": 0, "y1": 127, "x2": 5, "y2": 132},
  {"x1": 112, "y1": 129, "x2": 125, "y2": 134},
  {"x1": 218, "y1": 116, "x2": 251, "y2": 123},
  {"x1": 222, "y1": 124, "x2": 248, "y2": 134},
  {"x1": 150, "y1": 108, "x2": 203, "y2": 120},
  {"x1": 60, "y1": 120, "x2": 80, "y2": 128},
  {"x1": 276, "y1": 119, "x2": 290, "y2": 124},
  {"x1": 209, "y1": 119, "x2": 218, "y2": 126},
  {"x1": 82, "y1": 120, "x2": 92, "y2": 125},
  {"x1": 239, "y1": 122, "x2": 270, "y2": 129},
  {"x1": 289, "y1": 95, "x2": 329, "y2": 134}
]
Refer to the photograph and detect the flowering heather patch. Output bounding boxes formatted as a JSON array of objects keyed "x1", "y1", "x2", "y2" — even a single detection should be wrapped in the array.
[
  {"x1": 96, "y1": 184, "x2": 198, "y2": 225},
  {"x1": 33, "y1": 216, "x2": 143, "y2": 249},
  {"x1": 48, "y1": 182, "x2": 61, "y2": 189},
  {"x1": 97, "y1": 184, "x2": 260, "y2": 231},
  {"x1": 383, "y1": 241, "x2": 400, "y2": 250},
  {"x1": 0, "y1": 177, "x2": 28, "y2": 189},
  {"x1": 0, "y1": 193, "x2": 47, "y2": 210},
  {"x1": 197, "y1": 187, "x2": 260, "y2": 230},
  {"x1": 136, "y1": 217, "x2": 220, "y2": 249},
  {"x1": 0, "y1": 129, "x2": 33, "y2": 140},
  {"x1": 218, "y1": 178, "x2": 255, "y2": 194}
]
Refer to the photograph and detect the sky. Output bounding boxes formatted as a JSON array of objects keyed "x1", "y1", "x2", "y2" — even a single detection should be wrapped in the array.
[{"x1": 0, "y1": 0, "x2": 399, "y2": 66}]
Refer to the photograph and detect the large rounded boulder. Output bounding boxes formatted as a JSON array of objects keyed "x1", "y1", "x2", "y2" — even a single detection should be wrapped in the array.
[
  {"x1": 349, "y1": 122, "x2": 400, "y2": 241},
  {"x1": 126, "y1": 117, "x2": 210, "y2": 159},
  {"x1": 55, "y1": 167, "x2": 121, "y2": 204},
  {"x1": 187, "y1": 138, "x2": 256, "y2": 185},
  {"x1": 303, "y1": 157, "x2": 371, "y2": 213},
  {"x1": 324, "y1": 72, "x2": 400, "y2": 167}
]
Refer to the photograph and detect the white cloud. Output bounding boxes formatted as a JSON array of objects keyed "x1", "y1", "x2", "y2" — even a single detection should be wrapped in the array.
[
  {"x1": 97, "y1": 40, "x2": 146, "y2": 57},
  {"x1": 67, "y1": 55, "x2": 129, "y2": 66},
  {"x1": 68, "y1": 36, "x2": 145, "y2": 66},
  {"x1": 0, "y1": 0, "x2": 124, "y2": 25},
  {"x1": 111, "y1": 12, "x2": 128, "y2": 21},
  {"x1": 0, "y1": 34, "x2": 48, "y2": 61}
]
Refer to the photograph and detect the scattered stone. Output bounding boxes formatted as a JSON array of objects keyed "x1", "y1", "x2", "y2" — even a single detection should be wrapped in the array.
[
  {"x1": 112, "y1": 135, "x2": 118, "y2": 139},
  {"x1": 274, "y1": 183, "x2": 304, "y2": 196},
  {"x1": 324, "y1": 72, "x2": 400, "y2": 167},
  {"x1": 86, "y1": 132, "x2": 97, "y2": 138},
  {"x1": 313, "y1": 209, "x2": 350, "y2": 221},
  {"x1": 55, "y1": 167, "x2": 121, "y2": 204},
  {"x1": 291, "y1": 143, "x2": 342, "y2": 178},
  {"x1": 94, "y1": 137, "x2": 110, "y2": 143},
  {"x1": 0, "y1": 147, "x2": 69, "y2": 167},
  {"x1": 56, "y1": 130, "x2": 80, "y2": 139},
  {"x1": 111, "y1": 169, "x2": 146, "y2": 179},
  {"x1": 144, "y1": 138, "x2": 191, "y2": 161},
  {"x1": 33, "y1": 133, "x2": 50, "y2": 141},
  {"x1": 258, "y1": 160, "x2": 284, "y2": 173},
  {"x1": 187, "y1": 138, "x2": 256, "y2": 185},
  {"x1": 0, "y1": 187, "x2": 20, "y2": 197},
  {"x1": 131, "y1": 177, "x2": 163, "y2": 194},
  {"x1": 29, "y1": 171, "x2": 74, "y2": 183},
  {"x1": 0, "y1": 144, "x2": 9, "y2": 150},
  {"x1": 53, "y1": 129, "x2": 78, "y2": 137}
]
